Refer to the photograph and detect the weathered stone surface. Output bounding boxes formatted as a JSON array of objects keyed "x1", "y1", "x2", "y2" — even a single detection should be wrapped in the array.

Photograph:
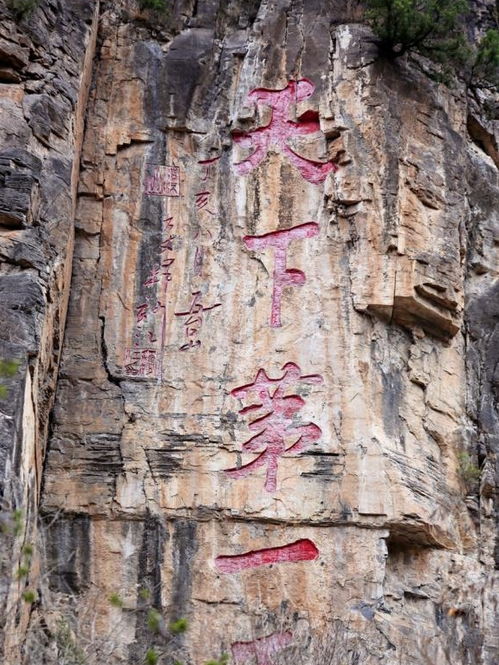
[
  {"x1": 0, "y1": 0, "x2": 497, "y2": 663},
  {"x1": 35, "y1": 1, "x2": 499, "y2": 664},
  {"x1": 0, "y1": 0, "x2": 99, "y2": 661}
]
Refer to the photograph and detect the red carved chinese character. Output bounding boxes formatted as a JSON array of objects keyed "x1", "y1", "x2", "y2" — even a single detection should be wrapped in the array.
[
  {"x1": 179, "y1": 339, "x2": 201, "y2": 352},
  {"x1": 195, "y1": 191, "x2": 214, "y2": 215},
  {"x1": 144, "y1": 266, "x2": 161, "y2": 287},
  {"x1": 144, "y1": 165, "x2": 180, "y2": 196},
  {"x1": 152, "y1": 300, "x2": 165, "y2": 314},
  {"x1": 225, "y1": 362, "x2": 323, "y2": 493},
  {"x1": 232, "y1": 79, "x2": 338, "y2": 184},
  {"x1": 244, "y1": 222, "x2": 319, "y2": 327},
  {"x1": 163, "y1": 216, "x2": 174, "y2": 233},
  {"x1": 175, "y1": 291, "x2": 221, "y2": 351},
  {"x1": 160, "y1": 236, "x2": 175, "y2": 253},
  {"x1": 232, "y1": 632, "x2": 293, "y2": 665},
  {"x1": 135, "y1": 303, "x2": 149, "y2": 325},
  {"x1": 215, "y1": 539, "x2": 319, "y2": 573},
  {"x1": 124, "y1": 348, "x2": 159, "y2": 377},
  {"x1": 198, "y1": 156, "x2": 220, "y2": 182},
  {"x1": 161, "y1": 258, "x2": 174, "y2": 282}
]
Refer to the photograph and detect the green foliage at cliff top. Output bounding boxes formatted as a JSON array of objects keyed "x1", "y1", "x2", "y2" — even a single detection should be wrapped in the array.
[
  {"x1": 473, "y1": 29, "x2": 499, "y2": 86},
  {"x1": 365, "y1": 0, "x2": 499, "y2": 86},
  {"x1": 365, "y1": 0, "x2": 469, "y2": 59}
]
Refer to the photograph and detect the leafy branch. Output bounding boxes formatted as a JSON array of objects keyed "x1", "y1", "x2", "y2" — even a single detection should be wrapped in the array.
[{"x1": 0, "y1": 358, "x2": 20, "y2": 399}]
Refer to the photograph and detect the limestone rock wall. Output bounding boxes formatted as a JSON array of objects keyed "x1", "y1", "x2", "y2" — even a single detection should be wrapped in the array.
[
  {"x1": 0, "y1": 0, "x2": 99, "y2": 660},
  {"x1": 0, "y1": 0, "x2": 497, "y2": 663}
]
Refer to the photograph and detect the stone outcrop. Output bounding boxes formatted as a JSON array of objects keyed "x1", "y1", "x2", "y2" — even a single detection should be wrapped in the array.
[
  {"x1": 0, "y1": 0, "x2": 99, "y2": 659},
  {"x1": 0, "y1": 1, "x2": 498, "y2": 664}
]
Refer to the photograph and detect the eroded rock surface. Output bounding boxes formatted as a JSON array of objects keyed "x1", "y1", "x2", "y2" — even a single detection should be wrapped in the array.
[
  {"x1": 0, "y1": 0, "x2": 498, "y2": 664},
  {"x1": 0, "y1": 0, "x2": 99, "y2": 659}
]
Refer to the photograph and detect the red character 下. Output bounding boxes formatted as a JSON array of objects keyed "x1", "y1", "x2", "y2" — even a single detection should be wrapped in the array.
[{"x1": 244, "y1": 222, "x2": 319, "y2": 328}]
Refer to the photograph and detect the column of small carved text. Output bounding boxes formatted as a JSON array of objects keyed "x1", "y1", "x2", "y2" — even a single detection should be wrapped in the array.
[{"x1": 174, "y1": 159, "x2": 222, "y2": 351}]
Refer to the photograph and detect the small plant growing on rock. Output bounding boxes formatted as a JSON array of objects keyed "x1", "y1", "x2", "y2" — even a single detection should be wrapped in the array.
[
  {"x1": 205, "y1": 654, "x2": 229, "y2": 665},
  {"x1": 138, "y1": 0, "x2": 168, "y2": 11},
  {"x1": 0, "y1": 358, "x2": 20, "y2": 398},
  {"x1": 145, "y1": 647, "x2": 159, "y2": 665},
  {"x1": 169, "y1": 617, "x2": 188, "y2": 635},
  {"x1": 457, "y1": 451, "x2": 481, "y2": 485},
  {"x1": 472, "y1": 29, "x2": 499, "y2": 87},
  {"x1": 6, "y1": 0, "x2": 39, "y2": 19},
  {"x1": 21, "y1": 589, "x2": 37, "y2": 603},
  {"x1": 108, "y1": 592, "x2": 124, "y2": 608}
]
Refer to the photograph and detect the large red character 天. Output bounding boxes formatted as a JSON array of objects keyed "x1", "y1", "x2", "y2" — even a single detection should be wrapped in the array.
[{"x1": 232, "y1": 79, "x2": 338, "y2": 184}]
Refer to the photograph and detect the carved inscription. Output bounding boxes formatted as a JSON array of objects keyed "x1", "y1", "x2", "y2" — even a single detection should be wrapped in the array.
[
  {"x1": 123, "y1": 348, "x2": 158, "y2": 377},
  {"x1": 198, "y1": 156, "x2": 221, "y2": 182},
  {"x1": 244, "y1": 222, "x2": 319, "y2": 328},
  {"x1": 144, "y1": 165, "x2": 180, "y2": 196},
  {"x1": 215, "y1": 539, "x2": 319, "y2": 573},
  {"x1": 175, "y1": 291, "x2": 221, "y2": 351},
  {"x1": 124, "y1": 217, "x2": 177, "y2": 378},
  {"x1": 232, "y1": 79, "x2": 338, "y2": 184},
  {"x1": 225, "y1": 362, "x2": 323, "y2": 493},
  {"x1": 231, "y1": 632, "x2": 293, "y2": 665}
]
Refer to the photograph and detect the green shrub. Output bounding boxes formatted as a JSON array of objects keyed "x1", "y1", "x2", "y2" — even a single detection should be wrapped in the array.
[
  {"x1": 169, "y1": 618, "x2": 188, "y2": 635},
  {"x1": 365, "y1": 0, "x2": 469, "y2": 62},
  {"x1": 147, "y1": 608, "x2": 162, "y2": 634},
  {"x1": 145, "y1": 648, "x2": 159, "y2": 665},
  {"x1": 108, "y1": 592, "x2": 124, "y2": 608},
  {"x1": 0, "y1": 359, "x2": 20, "y2": 399},
  {"x1": 6, "y1": 0, "x2": 39, "y2": 18},
  {"x1": 138, "y1": 0, "x2": 168, "y2": 11},
  {"x1": 473, "y1": 29, "x2": 499, "y2": 86},
  {"x1": 16, "y1": 564, "x2": 30, "y2": 579},
  {"x1": 457, "y1": 451, "x2": 481, "y2": 484},
  {"x1": 22, "y1": 589, "x2": 37, "y2": 603}
]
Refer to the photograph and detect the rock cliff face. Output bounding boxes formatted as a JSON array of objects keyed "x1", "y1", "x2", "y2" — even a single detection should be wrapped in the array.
[
  {"x1": 0, "y1": 0, "x2": 498, "y2": 664},
  {"x1": 0, "y1": 0, "x2": 98, "y2": 658}
]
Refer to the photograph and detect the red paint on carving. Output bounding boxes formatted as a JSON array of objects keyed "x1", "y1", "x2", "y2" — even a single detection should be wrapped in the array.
[
  {"x1": 135, "y1": 303, "x2": 149, "y2": 324},
  {"x1": 195, "y1": 191, "x2": 214, "y2": 215},
  {"x1": 232, "y1": 632, "x2": 293, "y2": 665},
  {"x1": 126, "y1": 215, "x2": 178, "y2": 380},
  {"x1": 175, "y1": 291, "x2": 221, "y2": 351},
  {"x1": 198, "y1": 155, "x2": 221, "y2": 179},
  {"x1": 144, "y1": 266, "x2": 161, "y2": 287},
  {"x1": 157, "y1": 218, "x2": 176, "y2": 380},
  {"x1": 232, "y1": 79, "x2": 338, "y2": 184},
  {"x1": 144, "y1": 165, "x2": 180, "y2": 196},
  {"x1": 225, "y1": 362, "x2": 323, "y2": 492},
  {"x1": 198, "y1": 157, "x2": 221, "y2": 165},
  {"x1": 160, "y1": 235, "x2": 175, "y2": 253},
  {"x1": 124, "y1": 348, "x2": 158, "y2": 377},
  {"x1": 215, "y1": 539, "x2": 319, "y2": 574},
  {"x1": 244, "y1": 222, "x2": 318, "y2": 327}
]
